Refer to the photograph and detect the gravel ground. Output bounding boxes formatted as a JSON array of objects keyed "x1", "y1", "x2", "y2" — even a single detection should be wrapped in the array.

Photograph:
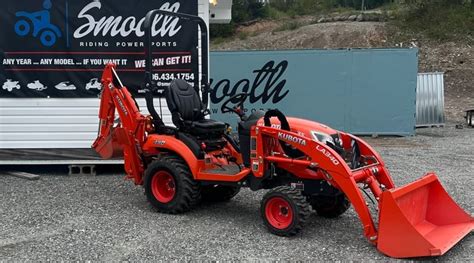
[{"x1": 0, "y1": 125, "x2": 473, "y2": 261}]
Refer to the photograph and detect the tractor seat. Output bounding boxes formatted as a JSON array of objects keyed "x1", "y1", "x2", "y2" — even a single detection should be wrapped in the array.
[
  {"x1": 183, "y1": 119, "x2": 226, "y2": 134},
  {"x1": 165, "y1": 79, "x2": 226, "y2": 136}
]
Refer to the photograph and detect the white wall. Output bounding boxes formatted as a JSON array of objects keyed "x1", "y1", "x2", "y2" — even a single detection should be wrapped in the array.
[{"x1": 0, "y1": 1, "x2": 209, "y2": 149}]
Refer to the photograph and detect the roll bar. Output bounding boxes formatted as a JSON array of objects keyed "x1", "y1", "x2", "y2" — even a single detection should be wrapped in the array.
[{"x1": 143, "y1": 9, "x2": 210, "y2": 128}]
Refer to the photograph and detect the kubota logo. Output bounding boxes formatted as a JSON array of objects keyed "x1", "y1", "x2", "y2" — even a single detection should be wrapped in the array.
[
  {"x1": 278, "y1": 132, "x2": 306, "y2": 146},
  {"x1": 316, "y1": 145, "x2": 340, "y2": 166},
  {"x1": 115, "y1": 95, "x2": 128, "y2": 116}
]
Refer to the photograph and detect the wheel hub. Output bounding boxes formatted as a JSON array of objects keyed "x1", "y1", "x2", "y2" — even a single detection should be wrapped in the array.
[
  {"x1": 280, "y1": 206, "x2": 289, "y2": 216},
  {"x1": 151, "y1": 171, "x2": 176, "y2": 203},
  {"x1": 265, "y1": 197, "x2": 294, "y2": 229}
]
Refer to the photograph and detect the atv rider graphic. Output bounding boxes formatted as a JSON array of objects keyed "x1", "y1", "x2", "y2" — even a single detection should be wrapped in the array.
[
  {"x1": 2, "y1": 79, "x2": 21, "y2": 92},
  {"x1": 14, "y1": 0, "x2": 62, "y2": 47},
  {"x1": 85, "y1": 78, "x2": 102, "y2": 90}
]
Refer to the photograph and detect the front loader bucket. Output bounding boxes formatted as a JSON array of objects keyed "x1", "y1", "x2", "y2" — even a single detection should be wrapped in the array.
[{"x1": 377, "y1": 173, "x2": 473, "y2": 258}]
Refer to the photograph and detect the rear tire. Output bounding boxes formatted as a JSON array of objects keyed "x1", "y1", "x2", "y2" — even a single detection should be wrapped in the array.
[
  {"x1": 144, "y1": 155, "x2": 200, "y2": 214},
  {"x1": 261, "y1": 186, "x2": 311, "y2": 237},
  {"x1": 201, "y1": 185, "x2": 241, "y2": 202},
  {"x1": 309, "y1": 191, "x2": 350, "y2": 218}
]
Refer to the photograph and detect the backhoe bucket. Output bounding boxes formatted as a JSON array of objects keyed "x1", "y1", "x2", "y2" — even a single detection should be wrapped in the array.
[
  {"x1": 377, "y1": 173, "x2": 473, "y2": 258},
  {"x1": 92, "y1": 128, "x2": 124, "y2": 159}
]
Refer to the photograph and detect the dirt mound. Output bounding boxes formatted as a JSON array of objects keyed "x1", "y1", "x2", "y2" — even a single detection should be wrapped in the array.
[
  {"x1": 212, "y1": 21, "x2": 473, "y2": 123},
  {"x1": 213, "y1": 21, "x2": 389, "y2": 50}
]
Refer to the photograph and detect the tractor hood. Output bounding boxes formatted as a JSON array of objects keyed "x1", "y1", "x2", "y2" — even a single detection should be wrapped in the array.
[{"x1": 258, "y1": 117, "x2": 340, "y2": 143}]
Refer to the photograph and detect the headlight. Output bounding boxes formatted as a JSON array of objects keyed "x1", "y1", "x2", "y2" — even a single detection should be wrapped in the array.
[{"x1": 311, "y1": 131, "x2": 334, "y2": 144}]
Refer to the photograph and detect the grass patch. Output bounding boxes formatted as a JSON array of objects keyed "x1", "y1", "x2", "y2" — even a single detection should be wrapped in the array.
[
  {"x1": 267, "y1": 6, "x2": 288, "y2": 20},
  {"x1": 380, "y1": 1, "x2": 399, "y2": 12},
  {"x1": 393, "y1": 3, "x2": 473, "y2": 42},
  {"x1": 211, "y1": 37, "x2": 229, "y2": 46},
  {"x1": 328, "y1": 6, "x2": 356, "y2": 14},
  {"x1": 237, "y1": 31, "x2": 250, "y2": 40},
  {"x1": 273, "y1": 21, "x2": 303, "y2": 33}
]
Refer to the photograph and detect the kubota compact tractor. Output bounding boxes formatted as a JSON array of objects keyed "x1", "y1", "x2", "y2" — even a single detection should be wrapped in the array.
[{"x1": 93, "y1": 10, "x2": 472, "y2": 258}]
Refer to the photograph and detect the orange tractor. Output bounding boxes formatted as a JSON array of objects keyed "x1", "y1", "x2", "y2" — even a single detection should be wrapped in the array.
[{"x1": 93, "y1": 10, "x2": 472, "y2": 258}]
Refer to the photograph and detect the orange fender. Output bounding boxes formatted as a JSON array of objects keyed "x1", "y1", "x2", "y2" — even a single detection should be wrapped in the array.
[{"x1": 142, "y1": 134, "x2": 201, "y2": 178}]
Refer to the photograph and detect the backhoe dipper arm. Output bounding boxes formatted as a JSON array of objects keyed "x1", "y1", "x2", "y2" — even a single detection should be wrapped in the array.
[
  {"x1": 94, "y1": 72, "x2": 116, "y2": 153},
  {"x1": 92, "y1": 65, "x2": 118, "y2": 159}
]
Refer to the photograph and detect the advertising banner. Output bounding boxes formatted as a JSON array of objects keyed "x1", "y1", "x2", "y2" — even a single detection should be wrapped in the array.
[
  {"x1": 0, "y1": 0, "x2": 198, "y2": 98},
  {"x1": 210, "y1": 49, "x2": 418, "y2": 136}
]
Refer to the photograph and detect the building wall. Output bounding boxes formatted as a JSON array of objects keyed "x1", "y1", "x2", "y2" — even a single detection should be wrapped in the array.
[{"x1": 0, "y1": 1, "x2": 209, "y2": 149}]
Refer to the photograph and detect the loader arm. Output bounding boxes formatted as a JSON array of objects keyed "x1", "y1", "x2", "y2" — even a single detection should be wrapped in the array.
[{"x1": 92, "y1": 63, "x2": 147, "y2": 185}]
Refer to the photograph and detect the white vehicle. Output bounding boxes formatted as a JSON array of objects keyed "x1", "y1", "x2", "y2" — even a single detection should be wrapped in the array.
[
  {"x1": 2, "y1": 79, "x2": 21, "y2": 92},
  {"x1": 55, "y1": 81, "x2": 76, "y2": 90},
  {"x1": 85, "y1": 78, "x2": 102, "y2": 90},
  {"x1": 27, "y1": 80, "x2": 47, "y2": 91}
]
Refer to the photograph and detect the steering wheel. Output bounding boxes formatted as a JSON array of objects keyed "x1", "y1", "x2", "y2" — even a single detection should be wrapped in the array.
[{"x1": 221, "y1": 93, "x2": 249, "y2": 116}]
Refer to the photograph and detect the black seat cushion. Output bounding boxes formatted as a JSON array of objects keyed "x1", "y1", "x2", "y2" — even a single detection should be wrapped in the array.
[
  {"x1": 165, "y1": 79, "x2": 226, "y2": 135},
  {"x1": 184, "y1": 119, "x2": 227, "y2": 135}
]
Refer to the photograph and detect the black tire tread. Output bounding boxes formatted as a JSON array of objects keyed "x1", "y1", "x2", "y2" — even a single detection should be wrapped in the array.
[
  {"x1": 144, "y1": 154, "x2": 200, "y2": 214},
  {"x1": 310, "y1": 193, "x2": 350, "y2": 218},
  {"x1": 163, "y1": 155, "x2": 201, "y2": 209},
  {"x1": 261, "y1": 186, "x2": 311, "y2": 237}
]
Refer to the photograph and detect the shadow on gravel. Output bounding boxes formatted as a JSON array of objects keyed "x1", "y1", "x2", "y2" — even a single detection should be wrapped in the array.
[
  {"x1": 0, "y1": 164, "x2": 126, "y2": 176},
  {"x1": 0, "y1": 165, "x2": 69, "y2": 175}
]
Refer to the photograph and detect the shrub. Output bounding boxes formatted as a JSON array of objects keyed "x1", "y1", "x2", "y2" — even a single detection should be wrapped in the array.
[
  {"x1": 273, "y1": 21, "x2": 303, "y2": 32},
  {"x1": 396, "y1": 0, "x2": 474, "y2": 41}
]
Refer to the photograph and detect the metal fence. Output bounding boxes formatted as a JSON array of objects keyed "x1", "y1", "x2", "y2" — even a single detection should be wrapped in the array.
[{"x1": 416, "y1": 72, "x2": 445, "y2": 127}]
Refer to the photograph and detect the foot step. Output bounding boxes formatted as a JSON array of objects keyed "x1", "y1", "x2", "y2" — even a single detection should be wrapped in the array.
[
  {"x1": 203, "y1": 164, "x2": 241, "y2": 175},
  {"x1": 68, "y1": 165, "x2": 96, "y2": 176}
]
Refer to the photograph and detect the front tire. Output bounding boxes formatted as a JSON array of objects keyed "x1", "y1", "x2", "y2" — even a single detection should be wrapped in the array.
[
  {"x1": 144, "y1": 155, "x2": 200, "y2": 214},
  {"x1": 261, "y1": 186, "x2": 311, "y2": 236}
]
